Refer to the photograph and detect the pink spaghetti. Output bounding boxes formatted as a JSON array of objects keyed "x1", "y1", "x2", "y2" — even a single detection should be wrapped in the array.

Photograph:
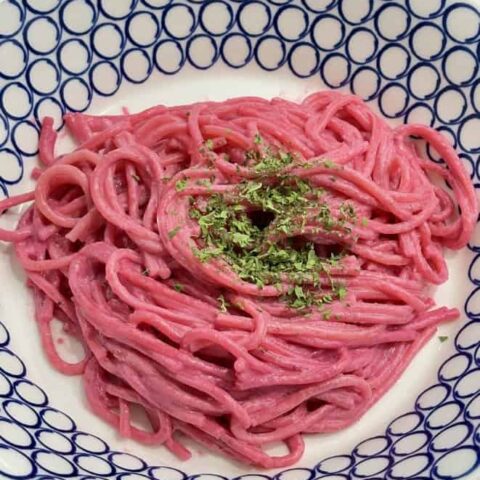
[{"x1": 0, "y1": 92, "x2": 476, "y2": 468}]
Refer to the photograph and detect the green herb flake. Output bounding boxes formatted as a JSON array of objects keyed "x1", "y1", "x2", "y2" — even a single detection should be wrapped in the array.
[
  {"x1": 204, "y1": 139, "x2": 214, "y2": 150},
  {"x1": 339, "y1": 202, "x2": 357, "y2": 221},
  {"x1": 173, "y1": 283, "x2": 184, "y2": 292},
  {"x1": 323, "y1": 159, "x2": 336, "y2": 169},
  {"x1": 438, "y1": 336, "x2": 449, "y2": 343},
  {"x1": 361, "y1": 217, "x2": 369, "y2": 227},
  {"x1": 175, "y1": 179, "x2": 187, "y2": 191},
  {"x1": 218, "y1": 294, "x2": 229, "y2": 312},
  {"x1": 189, "y1": 152, "x2": 350, "y2": 311},
  {"x1": 254, "y1": 133, "x2": 262, "y2": 145},
  {"x1": 131, "y1": 173, "x2": 141, "y2": 183},
  {"x1": 141, "y1": 268, "x2": 150, "y2": 276},
  {"x1": 168, "y1": 226, "x2": 181, "y2": 239},
  {"x1": 335, "y1": 284, "x2": 347, "y2": 301}
]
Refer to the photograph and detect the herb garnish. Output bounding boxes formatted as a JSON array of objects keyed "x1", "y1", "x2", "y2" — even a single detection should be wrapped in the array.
[
  {"x1": 176, "y1": 179, "x2": 187, "y2": 191},
  {"x1": 168, "y1": 226, "x2": 181, "y2": 239},
  {"x1": 323, "y1": 159, "x2": 337, "y2": 169},
  {"x1": 190, "y1": 160, "x2": 354, "y2": 311},
  {"x1": 218, "y1": 294, "x2": 229, "y2": 312}
]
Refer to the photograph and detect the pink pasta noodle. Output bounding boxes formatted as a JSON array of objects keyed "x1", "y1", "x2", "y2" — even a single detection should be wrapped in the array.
[{"x1": 0, "y1": 91, "x2": 476, "y2": 468}]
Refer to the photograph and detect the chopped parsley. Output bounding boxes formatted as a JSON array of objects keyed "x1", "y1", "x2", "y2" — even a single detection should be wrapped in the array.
[
  {"x1": 334, "y1": 283, "x2": 347, "y2": 301},
  {"x1": 131, "y1": 173, "x2": 141, "y2": 183},
  {"x1": 173, "y1": 283, "x2": 184, "y2": 292},
  {"x1": 361, "y1": 217, "x2": 369, "y2": 227},
  {"x1": 254, "y1": 133, "x2": 263, "y2": 144},
  {"x1": 254, "y1": 151, "x2": 293, "y2": 174},
  {"x1": 190, "y1": 168, "x2": 351, "y2": 311},
  {"x1": 339, "y1": 202, "x2": 357, "y2": 222},
  {"x1": 438, "y1": 336, "x2": 449, "y2": 343},
  {"x1": 204, "y1": 139, "x2": 214, "y2": 150},
  {"x1": 175, "y1": 179, "x2": 187, "y2": 191},
  {"x1": 323, "y1": 309, "x2": 332, "y2": 320},
  {"x1": 168, "y1": 226, "x2": 181, "y2": 239},
  {"x1": 218, "y1": 294, "x2": 229, "y2": 312},
  {"x1": 141, "y1": 268, "x2": 150, "y2": 276},
  {"x1": 323, "y1": 159, "x2": 337, "y2": 169}
]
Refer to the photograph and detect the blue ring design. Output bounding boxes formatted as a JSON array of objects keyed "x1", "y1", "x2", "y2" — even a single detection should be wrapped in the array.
[
  {"x1": 59, "y1": 0, "x2": 98, "y2": 36},
  {"x1": 24, "y1": 0, "x2": 61, "y2": 14},
  {"x1": 35, "y1": 430, "x2": 75, "y2": 454},
  {"x1": 153, "y1": 39, "x2": 185, "y2": 74},
  {"x1": 186, "y1": 34, "x2": 219, "y2": 70},
  {"x1": 470, "y1": 78, "x2": 480, "y2": 115},
  {"x1": 237, "y1": 1, "x2": 273, "y2": 38},
  {"x1": 0, "y1": 418, "x2": 34, "y2": 449},
  {"x1": 434, "y1": 85, "x2": 468, "y2": 125},
  {"x1": 91, "y1": 22, "x2": 126, "y2": 59},
  {"x1": 0, "y1": 39, "x2": 28, "y2": 80},
  {"x1": 338, "y1": 0, "x2": 374, "y2": 25},
  {"x1": 0, "y1": 115, "x2": 9, "y2": 149},
  {"x1": 441, "y1": 46, "x2": 479, "y2": 87},
  {"x1": 310, "y1": 13, "x2": 346, "y2": 51},
  {"x1": 377, "y1": 82, "x2": 409, "y2": 119},
  {"x1": 141, "y1": 0, "x2": 171, "y2": 8},
  {"x1": 33, "y1": 97, "x2": 65, "y2": 131},
  {"x1": 0, "y1": 83, "x2": 33, "y2": 121},
  {"x1": 220, "y1": 33, "x2": 254, "y2": 69},
  {"x1": 199, "y1": 1, "x2": 235, "y2": 37},
  {"x1": 162, "y1": 3, "x2": 197, "y2": 40},
  {"x1": 254, "y1": 35, "x2": 287, "y2": 71},
  {"x1": 23, "y1": 16, "x2": 61, "y2": 56},
  {"x1": 443, "y1": 2, "x2": 480, "y2": 44},
  {"x1": 273, "y1": 5, "x2": 310, "y2": 42},
  {"x1": 0, "y1": 445, "x2": 35, "y2": 478},
  {"x1": 56, "y1": 38, "x2": 92, "y2": 76},
  {"x1": 88, "y1": 61, "x2": 122, "y2": 97},
  {"x1": 287, "y1": 42, "x2": 320, "y2": 78},
  {"x1": 406, "y1": 0, "x2": 446, "y2": 19},
  {"x1": 60, "y1": 77, "x2": 93, "y2": 113},
  {"x1": 11, "y1": 120, "x2": 40, "y2": 157},
  {"x1": 0, "y1": 2, "x2": 479, "y2": 478},
  {"x1": 121, "y1": 48, "x2": 153, "y2": 84},
  {"x1": 391, "y1": 432, "x2": 430, "y2": 456},
  {"x1": 125, "y1": 11, "x2": 160, "y2": 47},
  {"x1": 345, "y1": 27, "x2": 378, "y2": 65},
  {"x1": 300, "y1": 0, "x2": 337, "y2": 14},
  {"x1": 99, "y1": 0, "x2": 137, "y2": 19},
  {"x1": 26, "y1": 58, "x2": 61, "y2": 97},
  {"x1": 33, "y1": 449, "x2": 77, "y2": 476},
  {"x1": 350, "y1": 66, "x2": 381, "y2": 101},
  {"x1": 458, "y1": 114, "x2": 480, "y2": 154},
  {"x1": 408, "y1": 21, "x2": 447, "y2": 61},
  {"x1": 0, "y1": 0, "x2": 25, "y2": 39},
  {"x1": 376, "y1": 43, "x2": 411, "y2": 81},
  {"x1": 407, "y1": 62, "x2": 441, "y2": 101},
  {"x1": 374, "y1": 3, "x2": 411, "y2": 42}
]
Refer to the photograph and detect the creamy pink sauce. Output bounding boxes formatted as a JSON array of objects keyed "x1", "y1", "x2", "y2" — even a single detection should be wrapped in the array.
[{"x1": 0, "y1": 91, "x2": 476, "y2": 468}]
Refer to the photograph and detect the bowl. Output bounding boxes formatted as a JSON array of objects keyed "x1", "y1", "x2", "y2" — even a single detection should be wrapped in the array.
[{"x1": 0, "y1": 0, "x2": 479, "y2": 479}]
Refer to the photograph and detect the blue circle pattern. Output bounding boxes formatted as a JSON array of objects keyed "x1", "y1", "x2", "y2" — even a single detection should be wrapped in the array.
[{"x1": 0, "y1": 1, "x2": 478, "y2": 478}]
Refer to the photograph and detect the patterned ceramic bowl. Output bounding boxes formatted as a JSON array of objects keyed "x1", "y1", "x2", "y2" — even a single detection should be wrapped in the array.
[{"x1": 0, "y1": 0, "x2": 479, "y2": 478}]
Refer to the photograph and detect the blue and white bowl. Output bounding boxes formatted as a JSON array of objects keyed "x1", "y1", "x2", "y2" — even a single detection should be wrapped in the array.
[{"x1": 0, "y1": 0, "x2": 479, "y2": 478}]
